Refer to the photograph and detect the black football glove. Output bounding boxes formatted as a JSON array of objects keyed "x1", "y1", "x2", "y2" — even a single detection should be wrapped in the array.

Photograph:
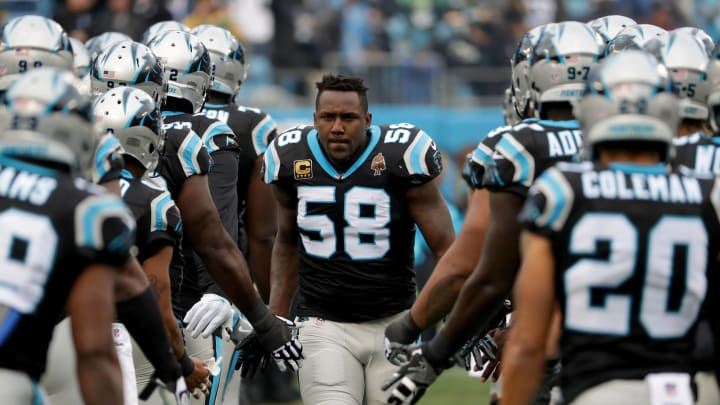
[{"x1": 381, "y1": 343, "x2": 449, "y2": 405}]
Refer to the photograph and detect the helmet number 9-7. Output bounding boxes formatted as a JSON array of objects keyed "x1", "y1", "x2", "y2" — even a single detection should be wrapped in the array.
[{"x1": 18, "y1": 60, "x2": 42, "y2": 73}]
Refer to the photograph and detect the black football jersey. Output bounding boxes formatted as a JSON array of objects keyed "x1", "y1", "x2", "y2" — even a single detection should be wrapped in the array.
[
  {"x1": 483, "y1": 120, "x2": 583, "y2": 197},
  {"x1": 162, "y1": 111, "x2": 238, "y2": 154},
  {"x1": 464, "y1": 121, "x2": 523, "y2": 189},
  {"x1": 264, "y1": 123, "x2": 442, "y2": 322},
  {"x1": 199, "y1": 103, "x2": 278, "y2": 212},
  {"x1": 119, "y1": 170, "x2": 182, "y2": 263},
  {"x1": 0, "y1": 156, "x2": 135, "y2": 379},
  {"x1": 673, "y1": 132, "x2": 720, "y2": 175},
  {"x1": 148, "y1": 126, "x2": 211, "y2": 201},
  {"x1": 519, "y1": 161, "x2": 720, "y2": 403}
]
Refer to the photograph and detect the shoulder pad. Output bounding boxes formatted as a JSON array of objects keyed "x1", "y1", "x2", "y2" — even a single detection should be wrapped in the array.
[
  {"x1": 263, "y1": 126, "x2": 312, "y2": 184},
  {"x1": 376, "y1": 123, "x2": 443, "y2": 180}
]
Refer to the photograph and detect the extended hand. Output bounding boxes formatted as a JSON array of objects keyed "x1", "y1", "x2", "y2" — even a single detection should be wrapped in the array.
[
  {"x1": 183, "y1": 294, "x2": 234, "y2": 338},
  {"x1": 382, "y1": 343, "x2": 445, "y2": 405}
]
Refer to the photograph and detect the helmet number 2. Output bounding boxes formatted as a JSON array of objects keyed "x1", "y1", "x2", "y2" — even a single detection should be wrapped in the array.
[{"x1": 169, "y1": 69, "x2": 179, "y2": 81}]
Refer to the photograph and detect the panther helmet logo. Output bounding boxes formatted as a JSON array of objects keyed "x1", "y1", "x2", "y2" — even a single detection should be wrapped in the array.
[{"x1": 371, "y1": 153, "x2": 386, "y2": 176}]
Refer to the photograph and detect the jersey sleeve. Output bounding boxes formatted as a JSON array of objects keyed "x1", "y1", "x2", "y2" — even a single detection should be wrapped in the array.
[
  {"x1": 159, "y1": 128, "x2": 211, "y2": 196},
  {"x1": 518, "y1": 167, "x2": 575, "y2": 237},
  {"x1": 248, "y1": 111, "x2": 278, "y2": 155},
  {"x1": 262, "y1": 127, "x2": 306, "y2": 186},
  {"x1": 74, "y1": 193, "x2": 136, "y2": 267},
  {"x1": 143, "y1": 189, "x2": 182, "y2": 260},
  {"x1": 381, "y1": 124, "x2": 442, "y2": 186},
  {"x1": 200, "y1": 119, "x2": 238, "y2": 154},
  {"x1": 484, "y1": 132, "x2": 537, "y2": 196},
  {"x1": 93, "y1": 134, "x2": 125, "y2": 184}
]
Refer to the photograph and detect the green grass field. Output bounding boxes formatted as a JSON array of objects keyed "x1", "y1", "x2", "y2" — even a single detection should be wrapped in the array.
[{"x1": 264, "y1": 367, "x2": 490, "y2": 405}]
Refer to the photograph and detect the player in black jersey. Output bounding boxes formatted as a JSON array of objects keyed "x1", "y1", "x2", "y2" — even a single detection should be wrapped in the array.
[
  {"x1": 191, "y1": 24, "x2": 289, "y2": 403},
  {"x1": 148, "y1": 30, "x2": 248, "y2": 405},
  {"x1": 193, "y1": 23, "x2": 278, "y2": 303},
  {"x1": 382, "y1": 21, "x2": 603, "y2": 405},
  {"x1": 103, "y1": 29, "x2": 303, "y2": 389},
  {"x1": 0, "y1": 68, "x2": 134, "y2": 404},
  {"x1": 671, "y1": 41, "x2": 720, "y2": 405},
  {"x1": 384, "y1": 24, "x2": 553, "y2": 364},
  {"x1": 503, "y1": 50, "x2": 718, "y2": 405},
  {"x1": 93, "y1": 87, "x2": 214, "y2": 402},
  {"x1": 264, "y1": 74, "x2": 455, "y2": 404}
]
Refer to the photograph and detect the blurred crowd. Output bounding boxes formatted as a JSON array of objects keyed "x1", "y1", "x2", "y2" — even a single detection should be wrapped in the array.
[{"x1": 0, "y1": 0, "x2": 708, "y2": 102}]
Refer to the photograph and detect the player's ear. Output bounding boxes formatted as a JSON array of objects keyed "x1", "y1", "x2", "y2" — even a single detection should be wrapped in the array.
[
  {"x1": 313, "y1": 111, "x2": 318, "y2": 128},
  {"x1": 365, "y1": 112, "x2": 372, "y2": 130}
]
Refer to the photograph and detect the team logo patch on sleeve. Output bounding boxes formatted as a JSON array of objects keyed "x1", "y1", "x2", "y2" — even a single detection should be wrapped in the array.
[
  {"x1": 371, "y1": 153, "x2": 386, "y2": 176},
  {"x1": 294, "y1": 159, "x2": 313, "y2": 179}
]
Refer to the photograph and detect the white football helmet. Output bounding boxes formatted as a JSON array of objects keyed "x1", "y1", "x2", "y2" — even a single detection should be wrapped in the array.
[
  {"x1": 148, "y1": 31, "x2": 212, "y2": 113},
  {"x1": 575, "y1": 50, "x2": 679, "y2": 160},
  {"x1": 704, "y1": 41, "x2": 720, "y2": 132},
  {"x1": 90, "y1": 40, "x2": 166, "y2": 104},
  {"x1": 511, "y1": 23, "x2": 555, "y2": 118},
  {"x1": 587, "y1": 15, "x2": 637, "y2": 44},
  {"x1": 142, "y1": 21, "x2": 189, "y2": 45},
  {"x1": 673, "y1": 27, "x2": 714, "y2": 56},
  {"x1": 69, "y1": 37, "x2": 91, "y2": 78},
  {"x1": 529, "y1": 21, "x2": 604, "y2": 116},
  {"x1": 605, "y1": 24, "x2": 668, "y2": 55},
  {"x1": 0, "y1": 15, "x2": 74, "y2": 91},
  {"x1": 502, "y1": 86, "x2": 520, "y2": 125},
  {"x1": 0, "y1": 67, "x2": 95, "y2": 176},
  {"x1": 93, "y1": 87, "x2": 164, "y2": 171},
  {"x1": 191, "y1": 24, "x2": 247, "y2": 96},
  {"x1": 85, "y1": 32, "x2": 133, "y2": 60},
  {"x1": 650, "y1": 31, "x2": 710, "y2": 120}
]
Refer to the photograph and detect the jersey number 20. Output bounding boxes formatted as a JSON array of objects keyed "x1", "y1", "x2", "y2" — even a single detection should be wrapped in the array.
[{"x1": 565, "y1": 213, "x2": 707, "y2": 338}]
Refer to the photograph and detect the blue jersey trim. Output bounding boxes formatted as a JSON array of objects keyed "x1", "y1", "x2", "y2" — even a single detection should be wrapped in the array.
[
  {"x1": 81, "y1": 199, "x2": 128, "y2": 250},
  {"x1": 537, "y1": 119, "x2": 579, "y2": 129},
  {"x1": 253, "y1": 118, "x2": 275, "y2": 154},
  {"x1": 408, "y1": 131, "x2": 432, "y2": 175},
  {"x1": 96, "y1": 135, "x2": 120, "y2": 179},
  {"x1": 154, "y1": 193, "x2": 173, "y2": 232},
  {"x1": 161, "y1": 111, "x2": 184, "y2": 117},
  {"x1": 496, "y1": 136, "x2": 531, "y2": 185},
  {"x1": 307, "y1": 126, "x2": 381, "y2": 179},
  {"x1": 181, "y1": 134, "x2": 202, "y2": 174},
  {"x1": 608, "y1": 163, "x2": 666, "y2": 175},
  {"x1": 203, "y1": 103, "x2": 227, "y2": 108},
  {"x1": 541, "y1": 171, "x2": 567, "y2": 229},
  {"x1": 204, "y1": 122, "x2": 234, "y2": 153},
  {"x1": 263, "y1": 144, "x2": 279, "y2": 184},
  {"x1": 0, "y1": 156, "x2": 58, "y2": 177}
]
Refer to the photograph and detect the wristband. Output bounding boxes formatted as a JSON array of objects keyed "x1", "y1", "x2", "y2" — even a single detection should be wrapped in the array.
[{"x1": 180, "y1": 352, "x2": 194, "y2": 377}]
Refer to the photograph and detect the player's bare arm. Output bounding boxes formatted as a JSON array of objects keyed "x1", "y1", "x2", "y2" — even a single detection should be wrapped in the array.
[
  {"x1": 410, "y1": 188, "x2": 490, "y2": 329},
  {"x1": 440, "y1": 191, "x2": 524, "y2": 345},
  {"x1": 502, "y1": 231, "x2": 556, "y2": 404},
  {"x1": 176, "y1": 174, "x2": 261, "y2": 310},
  {"x1": 68, "y1": 263, "x2": 123, "y2": 405},
  {"x1": 247, "y1": 156, "x2": 277, "y2": 302},
  {"x1": 268, "y1": 183, "x2": 299, "y2": 317}
]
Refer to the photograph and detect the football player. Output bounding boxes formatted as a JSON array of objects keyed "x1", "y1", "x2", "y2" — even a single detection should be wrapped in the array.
[
  {"x1": 191, "y1": 24, "x2": 289, "y2": 403},
  {"x1": 503, "y1": 49, "x2": 717, "y2": 405},
  {"x1": 0, "y1": 67, "x2": 134, "y2": 405},
  {"x1": 94, "y1": 32, "x2": 301, "y2": 400},
  {"x1": 671, "y1": 38, "x2": 720, "y2": 405},
  {"x1": 383, "y1": 21, "x2": 603, "y2": 404},
  {"x1": 93, "y1": 87, "x2": 215, "y2": 403},
  {"x1": 264, "y1": 74, "x2": 455, "y2": 404},
  {"x1": 148, "y1": 30, "x2": 245, "y2": 405}
]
